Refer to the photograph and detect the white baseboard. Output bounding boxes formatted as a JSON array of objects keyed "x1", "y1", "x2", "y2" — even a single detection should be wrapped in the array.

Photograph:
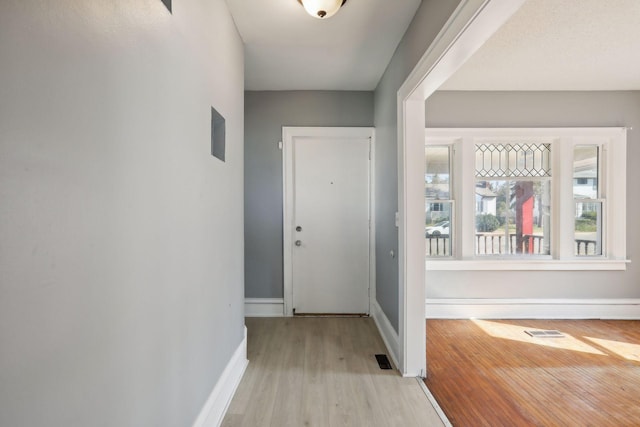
[
  {"x1": 371, "y1": 299, "x2": 400, "y2": 369},
  {"x1": 426, "y1": 298, "x2": 640, "y2": 319},
  {"x1": 192, "y1": 327, "x2": 248, "y2": 427},
  {"x1": 244, "y1": 298, "x2": 284, "y2": 317}
]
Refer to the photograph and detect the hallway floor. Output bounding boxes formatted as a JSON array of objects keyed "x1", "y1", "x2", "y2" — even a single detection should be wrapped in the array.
[{"x1": 222, "y1": 317, "x2": 445, "y2": 427}]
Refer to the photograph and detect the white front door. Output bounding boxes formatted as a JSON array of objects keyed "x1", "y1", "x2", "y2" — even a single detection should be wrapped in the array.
[{"x1": 283, "y1": 127, "x2": 372, "y2": 315}]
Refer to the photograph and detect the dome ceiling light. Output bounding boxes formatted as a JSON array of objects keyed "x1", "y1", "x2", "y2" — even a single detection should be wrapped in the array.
[{"x1": 297, "y1": 0, "x2": 348, "y2": 19}]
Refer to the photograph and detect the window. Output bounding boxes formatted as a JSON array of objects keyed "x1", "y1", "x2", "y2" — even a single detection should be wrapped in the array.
[
  {"x1": 425, "y1": 145, "x2": 453, "y2": 256},
  {"x1": 475, "y1": 142, "x2": 551, "y2": 256},
  {"x1": 573, "y1": 145, "x2": 601, "y2": 256},
  {"x1": 425, "y1": 128, "x2": 627, "y2": 270}
]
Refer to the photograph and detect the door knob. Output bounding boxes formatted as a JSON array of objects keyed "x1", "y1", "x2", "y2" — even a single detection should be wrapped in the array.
[
  {"x1": 295, "y1": 240, "x2": 302, "y2": 246},
  {"x1": 296, "y1": 226, "x2": 302, "y2": 232}
]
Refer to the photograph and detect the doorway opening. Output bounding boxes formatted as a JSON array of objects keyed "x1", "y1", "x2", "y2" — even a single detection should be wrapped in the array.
[{"x1": 396, "y1": 0, "x2": 526, "y2": 376}]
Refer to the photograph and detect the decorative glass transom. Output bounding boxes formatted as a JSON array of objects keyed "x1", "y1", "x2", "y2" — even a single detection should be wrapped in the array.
[{"x1": 475, "y1": 143, "x2": 551, "y2": 178}]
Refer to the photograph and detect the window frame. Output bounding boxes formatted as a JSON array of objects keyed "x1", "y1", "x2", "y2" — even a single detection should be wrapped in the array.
[
  {"x1": 473, "y1": 139, "x2": 553, "y2": 258},
  {"x1": 425, "y1": 141, "x2": 457, "y2": 258},
  {"x1": 425, "y1": 127, "x2": 628, "y2": 271},
  {"x1": 572, "y1": 144, "x2": 603, "y2": 257}
]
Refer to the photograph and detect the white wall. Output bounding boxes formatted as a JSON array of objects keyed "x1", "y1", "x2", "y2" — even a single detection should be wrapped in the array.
[
  {"x1": 425, "y1": 91, "x2": 639, "y2": 300},
  {"x1": 0, "y1": 1, "x2": 245, "y2": 425}
]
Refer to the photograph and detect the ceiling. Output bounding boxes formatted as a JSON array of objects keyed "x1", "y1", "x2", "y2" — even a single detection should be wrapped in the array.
[
  {"x1": 226, "y1": 0, "x2": 421, "y2": 91},
  {"x1": 227, "y1": 0, "x2": 640, "y2": 92},
  {"x1": 441, "y1": 0, "x2": 640, "y2": 91}
]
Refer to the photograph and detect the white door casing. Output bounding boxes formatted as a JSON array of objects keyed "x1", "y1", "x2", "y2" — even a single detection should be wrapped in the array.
[
  {"x1": 283, "y1": 127, "x2": 375, "y2": 315},
  {"x1": 396, "y1": 0, "x2": 526, "y2": 376}
]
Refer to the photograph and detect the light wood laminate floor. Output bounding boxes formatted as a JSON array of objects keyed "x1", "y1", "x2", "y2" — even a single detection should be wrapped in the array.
[
  {"x1": 222, "y1": 317, "x2": 445, "y2": 427},
  {"x1": 425, "y1": 319, "x2": 640, "y2": 426}
]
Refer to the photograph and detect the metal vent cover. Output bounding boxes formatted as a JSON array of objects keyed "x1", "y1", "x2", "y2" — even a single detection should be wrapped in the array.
[
  {"x1": 375, "y1": 354, "x2": 393, "y2": 370},
  {"x1": 525, "y1": 330, "x2": 565, "y2": 338}
]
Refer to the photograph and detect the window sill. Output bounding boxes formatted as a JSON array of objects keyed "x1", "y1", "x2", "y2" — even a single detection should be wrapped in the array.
[{"x1": 426, "y1": 259, "x2": 629, "y2": 271}]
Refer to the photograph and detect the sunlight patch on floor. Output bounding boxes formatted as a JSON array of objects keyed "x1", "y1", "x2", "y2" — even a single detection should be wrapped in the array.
[
  {"x1": 583, "y1": 336, "x2": 640, "y2": 362},
  {"x1": 471, "y1": 319, "x2": 606, "y2": 355}
]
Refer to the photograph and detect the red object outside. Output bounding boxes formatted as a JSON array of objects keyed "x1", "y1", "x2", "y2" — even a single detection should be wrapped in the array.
[{"x1": 515, "y1": 182, "x2": 534, "y2": 254}]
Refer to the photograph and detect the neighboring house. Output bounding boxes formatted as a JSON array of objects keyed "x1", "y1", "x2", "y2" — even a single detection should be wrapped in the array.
[
  {"x1": 425, "y1": 182, "x2": 452, "y2": 223},
  {"x1": 425, "y1": 182, "x2": 450, "y2": 200},
  {"x1": 573, "y1": 158, "x2": 599, "y2": 217},
  {"x1": 475, "y1": 185, "x2": 497, "y2": 216},
  {"x1": 573, "y1": 177, "x2": 598, "y2": 199}
]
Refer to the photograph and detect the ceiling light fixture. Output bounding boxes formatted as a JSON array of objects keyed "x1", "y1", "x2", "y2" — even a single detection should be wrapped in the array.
[{"x1": 297, "y1": 0, "x2": 347, "y2": 19}]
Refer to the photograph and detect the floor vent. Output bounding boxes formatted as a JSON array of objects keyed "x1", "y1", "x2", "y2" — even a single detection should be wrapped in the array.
[
  {"x1": 375, "y1": 354, "x2": 393, "y2": 370},
  {"x1": 525, "y1": 330, "x2": 565, "y2": 338}
]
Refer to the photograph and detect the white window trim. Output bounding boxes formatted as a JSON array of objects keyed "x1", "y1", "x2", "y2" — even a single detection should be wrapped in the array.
[{"x1": 425, "y1": 127, "x2": 628, "y2": 271}]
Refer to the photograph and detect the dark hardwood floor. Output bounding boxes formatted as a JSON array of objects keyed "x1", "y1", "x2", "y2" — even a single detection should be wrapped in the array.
[{"x1": 425, "y1": 319, "x2": 640, "y2": 427}]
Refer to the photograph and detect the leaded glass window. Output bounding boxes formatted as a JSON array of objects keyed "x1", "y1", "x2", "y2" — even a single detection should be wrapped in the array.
[
  {"x1": 474, "y1": 143, "x2": 551, "y2": 256},
  {"x1": 475, "y1": 143, "x2": 551, "y2": 178}
]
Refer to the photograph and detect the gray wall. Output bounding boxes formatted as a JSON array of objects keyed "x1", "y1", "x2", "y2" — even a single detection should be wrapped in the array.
[
  {"x1": 244, "y1": 91, "x2": 374, "y2": 298},
  {"x1": 0, "y1": 1, "x2": 245, "y2": 426},
  {"x1": 373, "y1": 0, "x2": 463, "y2": 331},
  {"x1": 425, "y1": 91, "x2": 640, "y2": 299}
]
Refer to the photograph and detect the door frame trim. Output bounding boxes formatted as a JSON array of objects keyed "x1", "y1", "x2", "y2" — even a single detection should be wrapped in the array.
[
  {"x1": 396, "y1": 0, "x2": 526, "y2": 375},
  {"x1": 282, "y1": 127, "x2": 376, "y2": 316}
]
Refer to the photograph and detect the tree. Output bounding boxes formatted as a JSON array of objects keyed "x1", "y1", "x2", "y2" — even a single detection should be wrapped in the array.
[{"x1": 476, "y1": 213, "x2": 500, "y2": 232}]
